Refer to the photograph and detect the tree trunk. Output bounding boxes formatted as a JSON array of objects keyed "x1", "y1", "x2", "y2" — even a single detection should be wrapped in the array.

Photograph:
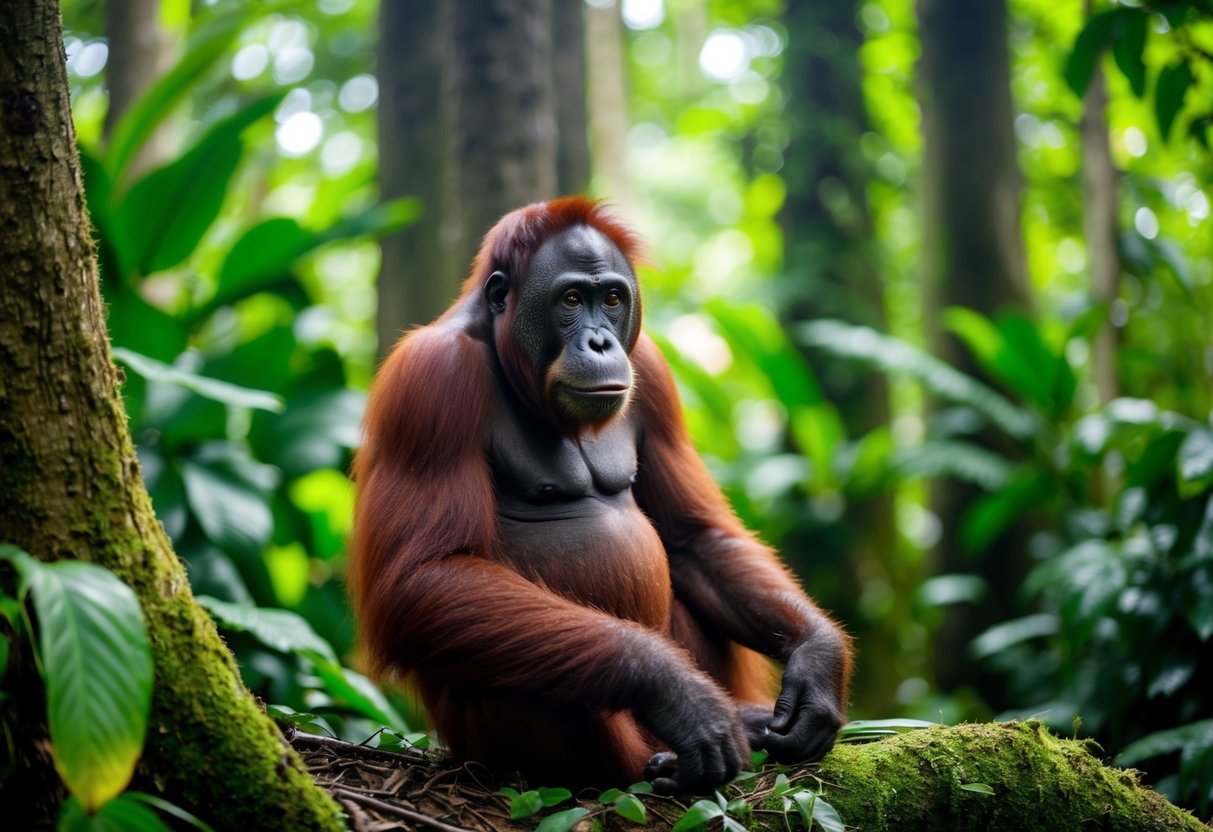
[
  {"x1": 0, "y1": 4, "x2": 343, "y2": 829},
  {"x1": 780, "y1": 0, "x2": 902, "y2": 714},
  {"x1": 448, "y1": 0, "x2": 557, "y2": 272},
  {"x1": 103, "y1": 0, "x2": 172, "y2": 174},
  {"x1": 552, "y1": 0, "x2": 590, "y2": 196},
  {"x1": 376, "y1": 0, "x2": 567, "y2": 352},
  {"x1": 915, "y1": 0, "x2": 1033, "y2": 704},
  {"x1": 1082, "y1": 64, "x2": 1121, "y2": 404},
  {"x1": 296, "y1": 722, "x2": 1207, "y2": 831},
  {"x1": 585, "y1": 0, "x2": 634, "y2": 213},
  {"x1": 376, "y1": 1, "x2": 459, "y2": 353}
]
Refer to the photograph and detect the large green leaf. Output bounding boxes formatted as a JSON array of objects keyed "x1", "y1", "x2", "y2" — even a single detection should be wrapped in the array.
[
  {"x1": 1178, "y1": 427, "x2": 1213, "y2": 497},
  {"x1": 199, "y1": 199, "x2": 420, "y2": 320},
  {"x1": 57, "y1": 794, "x2": 170, "y2": 832},
  {"x1": 1156, "y1": 59, "x2": 1194, "y2": 141},
  {"x1": 1, "y1": 547, "x2": 152, "y2": 811},
  {"x1": 110, "y1": 93, "x2": 284, "y2": 277},
  {"x1": 250, "y1": 389, "x2": 365, "y2": 478},
  {"x1": 310, "y1": 661, "x2": 408, "y2": 730},
  {"x1": 1118, "y1": 719, "x2": 1213, "y2": 766},
  {"x1": 961, "y1": 469, "x2": 1055, "y2": 554},
  {"x1": 801, "y1": 320, "x2": 1035, "y2": 439},
  {"x1": 197, "y1": 596, "x2": 337, "y2": 663},
  {"x1": 103, "y1": 293, "x2": 187, "y2": 363},
  {"x1": 1111, "y1": 9, "x2": 1148, "y2": 98},
  {"x1": 181, "y1": 444, "x2": 278, "y2": 556},
  {"x1": 945, "y1": 308, "x2": 1072, "y2": 416},
  {"x1": 888, "y1": 440, "x2": 1013, "y2": 490},
  {"x1": 114, "y1": 348, "x2": 283, "y2": 413},
  {"x1": 710, "y1": 302, "x2": 843, "y2": 482},
  {"x1": 1063, "y1": 10, "x2": 1118, "y2": 97}
]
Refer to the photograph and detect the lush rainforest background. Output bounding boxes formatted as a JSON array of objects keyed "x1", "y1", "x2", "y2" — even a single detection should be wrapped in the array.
[{"x1": 49, "y1": 0, "x2": 1213, "y2": 816}]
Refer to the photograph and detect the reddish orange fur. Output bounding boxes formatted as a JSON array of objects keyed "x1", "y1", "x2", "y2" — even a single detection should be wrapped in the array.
[{"x1": 350, "y1": 197, "x2": 852, "y2": 785}]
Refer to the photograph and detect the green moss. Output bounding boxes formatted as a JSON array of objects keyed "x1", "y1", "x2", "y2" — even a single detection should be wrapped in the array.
[{"x1": 808, "y1": 722, "x2": 1206, "y2": 832}]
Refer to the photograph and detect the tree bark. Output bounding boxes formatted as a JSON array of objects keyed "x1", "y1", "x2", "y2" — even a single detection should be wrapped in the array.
[
  {"x1": 780, "y1": 0, "x2": 901, "y2": 714},
  {"x1": 585, "y1": 0, "x2": 634, "y2": 213},
  {"x1": 376, "y1": 1, "x2": 459, "y2": 353},
  {"x1": 915, "y1": 0, "x2": 1033, "y2": 704},
  {"x1": 1081, "y1": 64, "x2": 1121, "y2": 404},
  {"x1": 448, "y1": 0, "x2": 557, "y2": 273},
  {"x1": 0, "y1": 4, "x2": 343, "y2": 829},
  {"x1": 376, "y1": 0, "x2": 570, "y2": 352},
  {"x1": 297, "y1": 722, "x2": 1207, "y2": 831},
  {"x1": 552, "y1": 0, "x2": 590, "y2": 196},
  {"x1": 103, "y1": 0, "x2": 172, "y2": 174}
]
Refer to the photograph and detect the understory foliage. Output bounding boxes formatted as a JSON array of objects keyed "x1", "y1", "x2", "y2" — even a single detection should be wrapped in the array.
[{"x1": 23, "y1": 0, "x2": 1213, "y2": 825}]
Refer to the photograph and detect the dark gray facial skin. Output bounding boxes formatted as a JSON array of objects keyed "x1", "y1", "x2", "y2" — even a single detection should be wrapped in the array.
[{"x1": 488, "y1": 225, "x2": 640, "y2": 425}]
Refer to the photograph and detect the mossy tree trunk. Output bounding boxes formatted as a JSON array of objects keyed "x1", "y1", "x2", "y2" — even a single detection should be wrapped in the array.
[{"x1": 0, "y1": 3, "x2": 343, "y2": 829}]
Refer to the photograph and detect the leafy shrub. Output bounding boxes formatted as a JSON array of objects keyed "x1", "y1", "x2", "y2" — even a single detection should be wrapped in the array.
[{"x1": 805, "y1": 311, "x2": 1213, "y2": 811}]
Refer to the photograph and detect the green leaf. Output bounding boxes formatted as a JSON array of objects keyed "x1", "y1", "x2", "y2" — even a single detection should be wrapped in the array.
[
  {"x1": 180, "y1": 455, "x2": 275, "y2": 557},
  {"x1": 103, "y1": 293, "x2": 187, "y2": 363},
  {"x1": 810, "y1": 795, "x2": 844, "y2": 832},
  {"x1": 614, "y1": 793, "x2": 647, "y2": 824},
  {"x1": 672, "y1": 800, "x2": 724, "y2": 832},
  {"x1": 628, "y1": 781, "x2": 654, "y2": 794},
  {"x1": 197, "y1": 596, "x2": 337, "y2": 663},
  {"x1": 508, "y1": 790, "x2": 545, "y2": 820},
  {"x1": 250, "y1": 389, "x2": 365, "y2": 478},
  {"x1": 202, "y1": 198, "x2": 419, "y2": 319},
  {"x1": 209, "y1": 218, "x2": 314, "y2": 311},
  {"x1": 945, "y1": 308, "x2": 1069, "y2": 415},
  {"x1": 597, "y1": 789, "x2": 624, "y2": 804},
  {"x1": 961, "y1": 470, "x2": 1055, "y2": 554},
  {"x1": 1064, "y1": 11, "x2": 1117, "y2": 97},
  {"x1": 960, "y1": 783, "x2": 995, "y2": 796},
  {"x1": 535, "y1": 808, "x2": 589, "y2": 832},
  {"x1": 537, "y1": 787, "x2": 573, "y2": 807},
  {"x1": 1118, "y1": 719, "x2": 1213, "y2": 766},
  {"x1": 1178, "y1": 428, "x2": 1213, "y2": 497},
  {"x1": 970, "y1": 614, "x2": 1060, "y2": 660},
  {"x1": 889, "y1": 440, "x2": 1013, "y2": 490},
  {"x1": 1, "y1": 549, "x2": 152, "y2": 811},
  {"x1": 838, "y1": 718, "x2": 935, "y2": 743},
  {"x1": 800, "y1": 320, "x2": 1035, "y2": 439},
  {"x1": 124, "y1": 793, "x2": 216, "y2": 832},
  {"x1": 1156, "y1": 59, "x2": 1194, "y2": 141},
  {"x1": 1182, "y1": 565, "x2": 1213, "y2": 641},
  {"x1": 789, "y1": 791, "x2": 817, "y2": 827},
  {"x1": 110, "y1": 93, "x2": 284, "y2": 276},
  {"x1": 708, "y1": 301, "x2": 823, "y2": 409},
  {"x1": 1111, "y1": 10, "x2": 1148, "y2": 98},
  {"x1": 113, "y1": 348, "x2": 283, "y2": 413},
  {"x1": 310, "y1": 660, "x2": 408, "y2": 730},
  {"x1": 57, "y1": 793, "x2": 171, "y2": 832}
]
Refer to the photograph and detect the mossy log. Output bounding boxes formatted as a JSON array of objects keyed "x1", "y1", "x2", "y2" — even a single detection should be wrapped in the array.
[
  {"x1": 295, "y1": 722, "x2": 1208, "y2": 831},
  {"x1": 0, "y1": 3, "x2": 343, "y2": 829}
]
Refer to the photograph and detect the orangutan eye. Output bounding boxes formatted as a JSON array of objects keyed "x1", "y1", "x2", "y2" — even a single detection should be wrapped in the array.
[
  {"x1": 604, "y1": 290, "x2": 622, "y2": 308},
  {"x1": 562, "y1": 291, "x2": 582, "y2": 308}
]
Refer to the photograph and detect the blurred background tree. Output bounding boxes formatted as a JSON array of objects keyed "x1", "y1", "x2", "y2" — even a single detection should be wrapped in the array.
[{"x1": 43, "y1": 0, "x2": 1213, "y2": 816}]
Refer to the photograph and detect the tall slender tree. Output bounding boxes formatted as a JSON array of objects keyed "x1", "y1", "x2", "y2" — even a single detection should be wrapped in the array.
[
  {"x1": 104, "y1": 0, "x2": 173, "y2": 174},
  {"x1": 0, "y1": 4, "x2": 342, "y2": 828},
  {"x1": 915, "y1": 0, "x2": 1033, "y2": 701},
  {"x1": 377, "y1": 2, "x2": 457, "y2": 352},
  {"x1": 376, "y1": 0, "x2": 576, "y2": 354},
  {"x1": 780, "y1": 0, "x2": 901, "y2": 713}
]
